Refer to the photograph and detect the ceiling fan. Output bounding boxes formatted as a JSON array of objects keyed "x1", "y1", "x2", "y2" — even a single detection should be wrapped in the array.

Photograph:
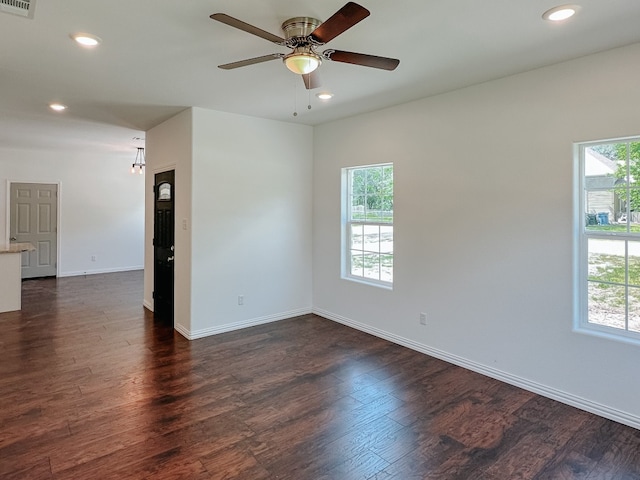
[{"x1": 210, "y1": 2, "x2": 400, "y2": 89}]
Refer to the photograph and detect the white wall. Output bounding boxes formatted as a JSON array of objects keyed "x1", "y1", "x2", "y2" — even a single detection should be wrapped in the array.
[
  {"x1": 189, "y1": 108, "x2": 313, "y2": 336},
  {"x1": 313, "y1": 42, "x2": 640, "y2": 428},
  {"x1": 145, "y1": 107, "x2": 313, "y2": 338},
  {"x1": 0, "y1": 147, "x2": 144, "y2": 276}
]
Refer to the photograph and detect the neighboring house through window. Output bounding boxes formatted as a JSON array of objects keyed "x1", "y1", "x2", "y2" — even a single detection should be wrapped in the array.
[
  {"x1": 342, "y1": 163, "x2": 393, "y2": 288},
  {"x1": 576, "y1": 137, "x2": 640, "y2": 343}
]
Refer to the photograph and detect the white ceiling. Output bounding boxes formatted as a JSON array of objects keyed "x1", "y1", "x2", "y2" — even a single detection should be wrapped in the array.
[{"x1": 1, "y1": 0, "x2": 640, "y2": 151}]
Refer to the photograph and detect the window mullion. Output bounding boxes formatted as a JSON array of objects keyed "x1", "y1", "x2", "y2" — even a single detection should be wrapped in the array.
[
  {"x1": 625, "y1": 142, "x2": 630, "y2": 332},
  {"x1": 627, "y1": 142, "x2": 631, "y2": 232},
  {"x1": 626, "y1": 240, "x2": 630, "y2": 332}
]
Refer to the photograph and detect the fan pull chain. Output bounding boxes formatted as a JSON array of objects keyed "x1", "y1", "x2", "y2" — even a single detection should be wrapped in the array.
[
  {"x1": 308, "y1": 85, "x2": 312, "y2": 111},
  {"x1": 293, "y1": 74, "x2": 298, "y2": 117}
]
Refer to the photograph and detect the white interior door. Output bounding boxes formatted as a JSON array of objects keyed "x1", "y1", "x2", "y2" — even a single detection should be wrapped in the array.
[{"x1": 9, "y1": 183, "x2": 58, "y2": 278}]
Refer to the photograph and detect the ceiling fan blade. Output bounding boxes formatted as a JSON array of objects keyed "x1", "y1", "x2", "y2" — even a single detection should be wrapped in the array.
[
  {"x1": 323, "y1": 50, "x2": 400, "y2": 71},
  {"x1": 309, "y1": 2, "x2": 370, "y2": 44},
  {"x1": 302, "y1": 71, "x2": 322, "y2": 90},
  {"x1": 218, "y1": 54, "x2": 283, "y2": 70},
  {"x1": 210, "y1": 13, "x2": 285, "y2": 44}
]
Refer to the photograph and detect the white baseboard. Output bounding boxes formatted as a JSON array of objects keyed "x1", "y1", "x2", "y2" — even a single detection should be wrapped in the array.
[
  {"x1": 178, "y1": 307, "x2": 313, "y2": 340},
  {"x1": 313, "y1": 307, "x2": 640, "y2": 431},
  {"x1": 58, "y1": 265, "x2": 143, "y2": 278},
  {"x1": 174, "y1": 322, "x2": 190, "y2": 339}
]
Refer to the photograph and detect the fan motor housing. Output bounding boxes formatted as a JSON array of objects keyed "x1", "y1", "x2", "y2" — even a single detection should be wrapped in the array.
[{"x1": 281, "y1": 17, "x2": 322, "y2": 40}]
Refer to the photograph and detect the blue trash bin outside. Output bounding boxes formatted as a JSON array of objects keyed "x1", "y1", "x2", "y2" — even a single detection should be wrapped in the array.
[{"x1": 597, "y1": 212, "x2": 609, "y2": 225}]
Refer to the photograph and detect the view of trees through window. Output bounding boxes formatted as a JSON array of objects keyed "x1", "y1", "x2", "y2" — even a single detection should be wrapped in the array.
[
  {"x1": 583, "y1": 140, "x2": 640, "y2": 336},
  {"x1": 346, "y1": 164, "x2": 393, "y2": 285}
]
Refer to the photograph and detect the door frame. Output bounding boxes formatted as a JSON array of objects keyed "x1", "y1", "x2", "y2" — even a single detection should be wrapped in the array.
[
  {"x1": 145, "y1": 163, "x2": 176, "y2": 315},
  {"x1": 5, "y1": 180, "x2": 62, "y2": 277}
]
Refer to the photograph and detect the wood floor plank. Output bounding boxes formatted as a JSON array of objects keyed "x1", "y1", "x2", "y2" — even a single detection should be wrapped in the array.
[
  {"x1": 0, "y1": 456, "x2": 53, "y2": 480},
  {"x1": 533, "y1": 450, "x2": 597, "y2": 479},
  {"x1": 199, "y1": 441, "x2": 271, "y2": 480},
  {"x1": 1, "y1": 270, "x2": 640, "y2": 479}
]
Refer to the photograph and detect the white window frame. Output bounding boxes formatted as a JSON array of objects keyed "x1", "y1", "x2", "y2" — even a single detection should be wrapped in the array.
[
  {"x1": 341, "y1": 163, "x2": 393, "y2": 289},
  {"x1": 575, "y1": 136, "x2": 640, "y2": 345}
]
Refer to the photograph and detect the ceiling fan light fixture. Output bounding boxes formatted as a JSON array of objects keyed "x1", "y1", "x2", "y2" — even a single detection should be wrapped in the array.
[
  {"x1": 284, "y1": 51, "x2": 321, "y2": 75},
  {"x1": 542, "y1": 4, "x2": 580, "y2": 22},
  {"x1": 211, "y1": 4, "x2": 399, "y2": 87},
  {"x1": 316, "y1": 92, "x2": 333, "y2": 100}
]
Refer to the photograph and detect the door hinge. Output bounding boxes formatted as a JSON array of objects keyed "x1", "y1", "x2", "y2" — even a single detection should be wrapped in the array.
[
  {"x1": 152, "y1": 291, "x2": 155, "y2": 299},
  {"x1": 153, "y1": 185, "x2": 156, "y2": 193}
]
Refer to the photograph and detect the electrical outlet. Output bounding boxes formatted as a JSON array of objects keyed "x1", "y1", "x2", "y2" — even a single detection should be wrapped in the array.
[
  {"x1": 419, "y1": 312, "x2": 427, "y2": 325},
  {"x1": 238, "y1": 295, "x2": 244, "y2": 306},
  {"x1": 91, "y1": 255, "x2": 96, "y2": 262}
]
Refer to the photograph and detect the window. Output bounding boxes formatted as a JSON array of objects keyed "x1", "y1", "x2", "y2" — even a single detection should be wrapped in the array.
[
  {"x1": 158, "y1": 182, "x2": 171, "y2": 201},
  {"x1": 577, "y1": 137, "x2": 640, "y2": 343},
  {"x1": 343, "y1": 163, "x2": 393, "y2": 287}
]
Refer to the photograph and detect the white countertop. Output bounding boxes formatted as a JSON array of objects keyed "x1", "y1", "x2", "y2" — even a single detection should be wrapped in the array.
[{"x1": 0, "y1": 242, "x2": 35, "y2": 254}]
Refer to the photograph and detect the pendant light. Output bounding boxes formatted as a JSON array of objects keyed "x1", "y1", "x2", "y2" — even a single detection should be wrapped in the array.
[{"x1": 131, "y1": 147, "x2": 145, "y2": 174}]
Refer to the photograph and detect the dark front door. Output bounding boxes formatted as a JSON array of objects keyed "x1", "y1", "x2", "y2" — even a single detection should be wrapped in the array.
[{"x1": 154, "y1": 170, "x2": 175, "y2": 325}]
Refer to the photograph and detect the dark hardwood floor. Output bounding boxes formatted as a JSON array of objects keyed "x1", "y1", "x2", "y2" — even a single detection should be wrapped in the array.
[{"x1": 1, "y1": 271, "x2": 640, "y2": 479}]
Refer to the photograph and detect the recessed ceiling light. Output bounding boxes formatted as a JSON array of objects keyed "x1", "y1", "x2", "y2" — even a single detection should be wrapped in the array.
[
  {"x1": 316, "y1": 92, "x2": 334, "y2": 100},
  {"x1": 70, "y1": 32, "x2": 101, "y2": 47},
  {"x1": 49, "y1": 103, "x2": 67, "y2": 112},
  {"x1": 542, "y1": 5, "x2": 580, "y2": 22}
]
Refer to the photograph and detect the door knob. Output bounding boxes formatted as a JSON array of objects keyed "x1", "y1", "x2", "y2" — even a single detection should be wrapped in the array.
[
  {"x1": 10, "y1": 237, "x2": 17, "y2": 241},
  {"x1": 167, "y1": 256, "x2": 174, "y2": 262}
]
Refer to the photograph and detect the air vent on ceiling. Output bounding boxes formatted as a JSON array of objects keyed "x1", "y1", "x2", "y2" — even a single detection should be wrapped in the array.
[{"x1": 0, "y1": 0, "x2": 35, "y2": 18}]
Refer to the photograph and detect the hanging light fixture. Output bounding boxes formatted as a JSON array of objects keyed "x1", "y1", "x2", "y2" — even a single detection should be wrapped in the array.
[
  {"x1": 281, "y1": 18, "x2": 322, "y2": 75},
  {"x1": 284, "y1": 46, "x2": 322, "y2": 75},
  {"x1": 131, "y1": 147, "x2": 145, "y2": 174}
]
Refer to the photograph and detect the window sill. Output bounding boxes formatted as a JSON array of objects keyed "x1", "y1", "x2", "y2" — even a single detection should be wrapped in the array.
[
  {"x1": 342, "y1": 275, "x2": 393, "y2": 291},
  {"x1": 573, "y1": 324, "x2": 640, "y2": 347}
]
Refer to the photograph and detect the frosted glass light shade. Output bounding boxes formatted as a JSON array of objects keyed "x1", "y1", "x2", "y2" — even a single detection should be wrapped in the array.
[{"x1": 284, "y1": 53, "x2": 321, "y2": 75}]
